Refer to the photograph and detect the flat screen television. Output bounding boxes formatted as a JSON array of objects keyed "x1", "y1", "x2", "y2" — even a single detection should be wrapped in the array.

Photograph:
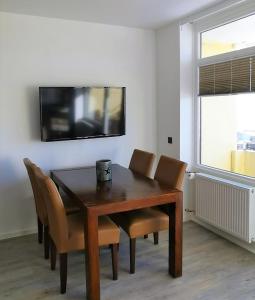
[{"x1": 39, "y1": 87, "x2": 126, "y2": 142}]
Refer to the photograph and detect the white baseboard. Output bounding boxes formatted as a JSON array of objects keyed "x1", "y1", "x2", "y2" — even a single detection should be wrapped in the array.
[
  {"x1": 0, "y1": 227, "x2": 37, "y2": 241},
  {"x1": 192, "y1": 216, "x2": 255, "y2": 255}
]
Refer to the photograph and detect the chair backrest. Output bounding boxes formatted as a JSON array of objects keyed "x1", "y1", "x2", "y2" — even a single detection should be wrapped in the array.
[
  {"x1": 129, "y1": 149, "x2": 155, "y2": 177},
  {"x1": 34, "y1": 167, "x2": 69, "y2": 251},
  {"x1": 23, "y1": 158, "x2": 48, "y2": 224},
  {"x1": 154, "y1": 155, "x2": 187, "y2": 190}
]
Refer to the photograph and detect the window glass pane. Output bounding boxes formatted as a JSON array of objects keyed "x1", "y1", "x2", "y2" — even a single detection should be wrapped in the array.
[
  {"x1": 201, "y1": 14, "x2": 255, "y2": 58},
  {"x1": 200, "y1": 94, "x2": 255, "y2": 177}
]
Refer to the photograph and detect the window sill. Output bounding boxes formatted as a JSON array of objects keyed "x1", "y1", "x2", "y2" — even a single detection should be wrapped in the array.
[{"x1": 193, "y1": 163, "x2": 255, "y2": 186}]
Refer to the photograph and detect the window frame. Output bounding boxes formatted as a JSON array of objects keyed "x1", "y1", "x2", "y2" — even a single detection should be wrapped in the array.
[{"x1": 193, "y1": 3, "x2": 255, "y2": 185}]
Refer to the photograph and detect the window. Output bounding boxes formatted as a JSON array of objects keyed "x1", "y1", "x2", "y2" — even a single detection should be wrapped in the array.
[
  {"x1": 201, "y1": 14, "x2": 255, "y2": 58},
  {"x1": 198, "y1": 14, "x2": 255, "y2": 177}
]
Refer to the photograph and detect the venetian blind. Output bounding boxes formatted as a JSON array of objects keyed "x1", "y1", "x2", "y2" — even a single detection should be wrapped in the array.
[
  {"x1": 252, "y1": 56, "x2": 255, "y2": 92},
  {"x1": 199, "y1": 57, "x2": 254, "y2": 96}
]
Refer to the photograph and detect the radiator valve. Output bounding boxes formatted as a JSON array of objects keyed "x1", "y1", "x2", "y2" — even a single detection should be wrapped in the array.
[
  {"x1": 186, "y1": 172, "x2": 196, "y2": 180},
  {"x1": 185, "y1": 208, "x2": 195, "y2": 214}
]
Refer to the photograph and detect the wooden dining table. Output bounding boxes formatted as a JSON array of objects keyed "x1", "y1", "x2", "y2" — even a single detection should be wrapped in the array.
[{"x1": 51, "y1": 164, "x2": 183, "y2": 300}]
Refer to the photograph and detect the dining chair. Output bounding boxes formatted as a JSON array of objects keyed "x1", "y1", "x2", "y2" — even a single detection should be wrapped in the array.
[
  {"x1": 129, "y1": 148, "x2": 156, "y2": 240},
  {"x1": 23, "y1": 158, "x2": 80, "y2": 259},
  {"x1": 129, "y1": 149, "x2": 155, "y2": 177},
  {"x1": 112, "y1": 155, "x2": 187, "y2": 274},
  {"x1": 111, "y1": 149, "x2": 156, "y2": 240},
  {"x1": 35, "y1": 167, "x2": 120, "y2": 294}
]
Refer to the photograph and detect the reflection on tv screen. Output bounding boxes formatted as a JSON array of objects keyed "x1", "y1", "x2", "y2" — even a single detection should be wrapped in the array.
[{"x1": 40, "y1": 87, "x2": 125, "y2": 141}]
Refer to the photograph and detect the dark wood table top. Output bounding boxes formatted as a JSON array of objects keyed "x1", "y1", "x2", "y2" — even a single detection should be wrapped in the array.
[{"x1": 51, "y1": 164, "x2": 180, "y2": 211}]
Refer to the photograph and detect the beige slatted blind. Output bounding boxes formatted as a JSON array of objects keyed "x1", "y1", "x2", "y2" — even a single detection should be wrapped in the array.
[
  {"x1": 252, "y1": 56, "x2": 255, "y2": 92},
  {"x1": 215, "y1": 61, "x2": 231, "y2": 94},
  {"x1": 232, "y1": 57, "x2": 250, "y2": 93},
  {"x1": 199, "y1": 65, "x2": 214, "y2": 95},
  {"x1": 199, "y1": 57, "x2": 254, "y2": 96}
]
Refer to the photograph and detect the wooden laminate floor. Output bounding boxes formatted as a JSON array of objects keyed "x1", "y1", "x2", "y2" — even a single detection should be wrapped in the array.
[{"x1": 1, "y1": 221, "x2": 255, "y2": 300}]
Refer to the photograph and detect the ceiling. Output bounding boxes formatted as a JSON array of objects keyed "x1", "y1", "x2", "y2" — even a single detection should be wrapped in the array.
[{"x1": 0, "y1": 0, "x2": 226, "y2": 29}]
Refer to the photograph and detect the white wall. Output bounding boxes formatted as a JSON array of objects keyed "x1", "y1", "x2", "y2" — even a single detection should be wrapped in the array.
[
  {"x1": 180, "y1": 23, "x2": 194, "y2": 166},
  {"x1": 0, "y1": 12, "x2": 157, "y2": 239},
  {"x1": 156, "y1": 21, "x2": 195, "y2": 221},
  {"x1": 179, "y1": 23, "x2": 195, "y2": 216},
  {"x1": 156, "y1": 23, "x2": 180, "y2": 159}
]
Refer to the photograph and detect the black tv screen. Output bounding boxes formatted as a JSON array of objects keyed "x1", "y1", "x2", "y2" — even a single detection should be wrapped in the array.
[{"x1": 39, "y1": 87, "x2": 126, "y2": 142}]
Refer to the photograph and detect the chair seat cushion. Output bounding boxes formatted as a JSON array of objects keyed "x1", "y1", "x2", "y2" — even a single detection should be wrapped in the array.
[
  {"x1": 111, "y1": 207, "x2": 169, "y2": 238},
  {"x1": 64, "y1": 213, "x2": 120, "y2": 252}
]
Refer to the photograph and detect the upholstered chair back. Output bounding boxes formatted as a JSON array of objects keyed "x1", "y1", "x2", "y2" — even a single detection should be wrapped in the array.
[
  {"x1": 129, "y1": 149, "x2": 155, "y2": 177},
  {"x1": 154, "y1": 155, "x2": 187, "y2": 190},
  {"x1": 23, "y1": 158, "x2": 48, "y2": 224},
  {"x1": 35, "y1": 167, "x2": 69, "y2": 251}
]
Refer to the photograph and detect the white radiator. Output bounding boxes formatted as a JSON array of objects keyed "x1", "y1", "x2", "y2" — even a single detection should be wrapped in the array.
[{"x1": 195, "y1": 173, "x2": 255, "y2": 243}]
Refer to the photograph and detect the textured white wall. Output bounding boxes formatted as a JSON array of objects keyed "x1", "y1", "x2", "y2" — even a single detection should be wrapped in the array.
[
  {"x1": 0, "y1": 12, "x2": 156, "y2": 239},
  {"x1": 156, "y1": 23, "x2": 180, "y2": 160}
]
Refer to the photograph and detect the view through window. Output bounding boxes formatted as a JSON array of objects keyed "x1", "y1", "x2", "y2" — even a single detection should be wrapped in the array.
[
  {"x1": 201, "y1": 14, "x2": 255, "y2": 58},
  {"x1": 199, "y1": 14, "x2": 255, "y2": 177}
]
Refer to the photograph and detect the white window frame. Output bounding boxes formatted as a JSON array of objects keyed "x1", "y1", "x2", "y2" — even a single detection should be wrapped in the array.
[{"x1": 193, "y1": 1, "x2": 255, "y2": 185}]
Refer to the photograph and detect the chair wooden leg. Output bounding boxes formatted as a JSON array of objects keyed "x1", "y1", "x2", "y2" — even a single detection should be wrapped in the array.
[
  {"x1": 60, "y1": 253, "x2": 67, "y2": 294},
  {"x1": 44, "y1": 225, "x2": 49, "y2": 259},
  {"x1": 144, "y1": 234, "x2": 148, "y2": 239},
  {"x1": 130, "y1": 238, "x2": 136, "y2": 274},
  {"x1": 153, "y1": 232, "x2": 159, "y2": 245},
  {"x1": 37, "y1": 217, "x2": 43, "y2": 244},
  {"x1": 50, "y1": 239, "x2": 56, "y2": 271},
  {"x1": 111, "y1": 244, "x2": 118, "y2": 280}
]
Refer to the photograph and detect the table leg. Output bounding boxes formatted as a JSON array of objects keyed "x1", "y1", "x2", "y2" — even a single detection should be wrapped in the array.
[
  {"x1": 84, "y1": 209, "x2": 100, "y2": 300},
  {"x1": 168, "y1": 192, "x2": 183, "y2": 277}
]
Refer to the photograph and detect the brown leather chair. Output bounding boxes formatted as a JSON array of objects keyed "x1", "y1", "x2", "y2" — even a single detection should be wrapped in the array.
[
  {"x1": 35, "y1": 167, "x2": 120, "y2": 294},
  {"x1": 129, "y1": 149, "x2": 155, "y2": 241},
  {"x1": 23, "y1": 158, "x2": 79, "y2": 259},
  {"x1": 112, "y1": 155, "x2": 187, "y2": 274},
  {"x1": 129, "y1": 149, "x2": 155, "y2": 177},
  {"x1": 112, "y1": 148, "x2": 155, "y2": 240}
]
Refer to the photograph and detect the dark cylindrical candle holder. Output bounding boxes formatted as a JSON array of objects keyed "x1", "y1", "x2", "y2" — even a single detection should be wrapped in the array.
[{"x1": 96, "y1": 159, "x2": 112, "y2": 182}]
